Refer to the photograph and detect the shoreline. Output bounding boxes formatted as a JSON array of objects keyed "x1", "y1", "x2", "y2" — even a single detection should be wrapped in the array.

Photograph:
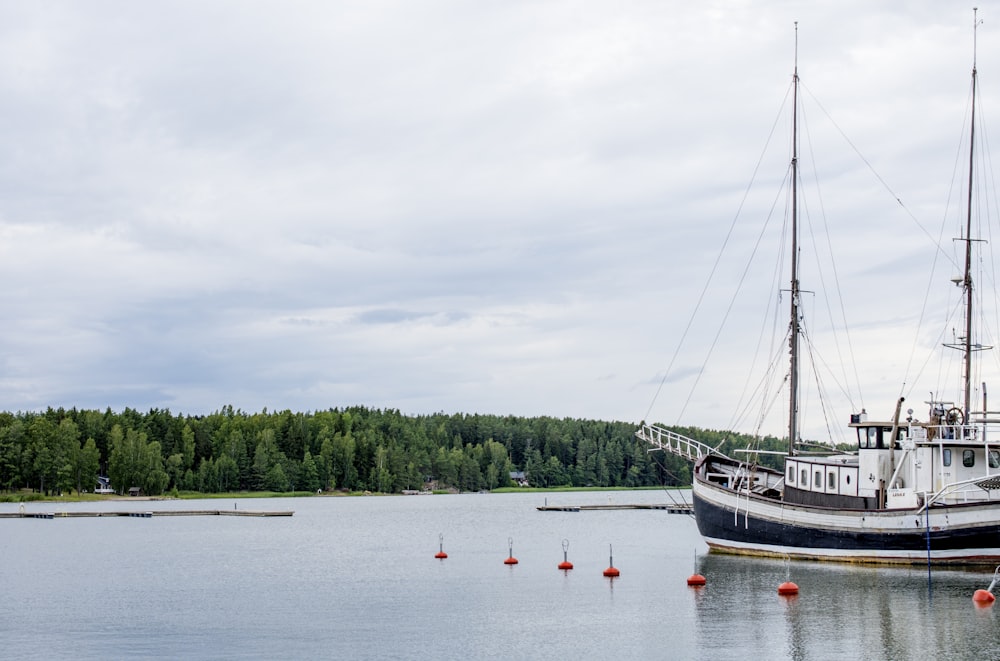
[{"x1": 0, "y1": 484, "x2": 679, "y2": 504}]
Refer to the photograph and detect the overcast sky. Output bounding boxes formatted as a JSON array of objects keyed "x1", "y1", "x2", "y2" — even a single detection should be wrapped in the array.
[{"x1": 0, "y1": 2, "x2": 995, "y2": 442}]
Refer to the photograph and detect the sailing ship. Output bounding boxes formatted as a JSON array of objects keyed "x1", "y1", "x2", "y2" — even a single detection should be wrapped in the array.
[{"x1": 637, "y1": 18, "x2": 1000, "y2": 565}]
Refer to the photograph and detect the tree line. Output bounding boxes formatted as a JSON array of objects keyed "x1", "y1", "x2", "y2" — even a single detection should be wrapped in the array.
[{"x1": 0, "y1": 405, "x2": 787, "y2": 496}]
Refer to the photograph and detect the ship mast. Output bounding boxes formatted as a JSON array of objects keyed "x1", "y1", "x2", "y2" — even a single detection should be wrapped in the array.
[
  {"x1": 788, "y1": 22, "x2": 801, "y2": 455},
  {"x1": 943, "y1": 9, "x2": 992, "y2": 420},
  {"x1": 961, "y1": 9, "x2": 980, "y2": 417}
]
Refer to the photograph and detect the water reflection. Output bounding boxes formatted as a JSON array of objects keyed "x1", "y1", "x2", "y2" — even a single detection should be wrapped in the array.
[{"x1": 692, "y1": 554, "x2": 1000, "y2": 660}]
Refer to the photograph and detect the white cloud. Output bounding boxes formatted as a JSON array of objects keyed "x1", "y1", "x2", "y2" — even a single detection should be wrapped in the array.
[{"x1": 0, "y1": 1, "x2": 994, "y2": 443}]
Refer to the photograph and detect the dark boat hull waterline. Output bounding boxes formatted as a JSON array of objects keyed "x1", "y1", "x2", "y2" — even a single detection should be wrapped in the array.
[{"x1": 692, "y1": 463, "x2": 1000, "y2": 565}]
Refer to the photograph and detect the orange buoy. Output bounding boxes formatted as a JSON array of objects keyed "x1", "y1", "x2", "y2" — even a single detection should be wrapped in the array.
[
  {"x1": 504, "y1": 537, "x2": 518, "y2": 565},
  {"x1": 974, "y1": 566, "x2": 1000, "y2": 605},
  {"x1": 603, "y1": 544, "x2": 619, "y2": 578},
  {"x1": 777, "y1": 581, "x2": 799, "y2": 596},
  {"x1": 687, "y1": 550, "x2": 705, "y2": 586},
  {"x1": 687, "y1": 573, "x2": 707, "y2": 586},
  {"x1": 558, "y1": 539, "x2": 573, "y2": 571},
  {"x1": 974, "y1": 589, "x2": 996, "y2": 604},
  {"x1": 435, "y1": 533, "x2": 448, "y2": 559}
]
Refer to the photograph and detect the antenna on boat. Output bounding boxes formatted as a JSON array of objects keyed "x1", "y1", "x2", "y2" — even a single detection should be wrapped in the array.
[{"x1": 788, "y1": 21, "x2": 801, "y2": 455}]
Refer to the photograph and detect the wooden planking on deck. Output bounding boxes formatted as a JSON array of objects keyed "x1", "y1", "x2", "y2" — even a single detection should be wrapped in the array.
[
  {"x1": 537, "y1": 503, "x2": 692, "y2": 514},
  {"x1": 0, "y1": 509, "x2": 293, "y2": 519}
]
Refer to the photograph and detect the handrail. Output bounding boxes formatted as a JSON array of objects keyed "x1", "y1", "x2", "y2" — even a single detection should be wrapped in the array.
[
  {"x1": 634, "y1": 423, "x2": 730, "y2": 463},
  {"x1": 920, "y1": 473, "x2": 1000, "y2": 510}
]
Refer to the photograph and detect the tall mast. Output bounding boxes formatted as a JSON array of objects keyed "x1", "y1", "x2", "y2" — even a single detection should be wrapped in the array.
[
  {"x1": 962, "y1": 8, "x2": 980, "y2": 416},
  {"x1": 788, "y1": 22, "x2": 801, "y2": 455},
  {"x1": 944, "y1": 8, "x2": 991, "y2": 419}
]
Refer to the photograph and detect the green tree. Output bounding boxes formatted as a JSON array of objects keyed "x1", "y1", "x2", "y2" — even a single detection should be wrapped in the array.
[
  {"x1": 301, "y1": 451, "x2": 320, "y2": 492},
  {"x1": 28, "y1": 417, "x2": 58, "y2": 494},
  {"x1": 75, "y1": 438, "x2": 101, "y2": 494},
  {"x1": 180, "y1": 424, "x2": 196, "y2": 471},
  {"x1": 0, "y1": 419, "x2": 26, "y2": 491},
  {"x1": 266, "y1": 463, "x2": 288, "y2": 491},
  {"x1": 197, "y1": 458, "x2": 218, "y2": 492},
  {"x1": 331, "y1": 432, "x2": 357, "y2": 490},
  {"x1": 252, "y1": 429, "x2": 283, "y2": 490},
  {"x1": 108, "y1": 426, "x2": 159, "y2": 494},
  {"x1": 215, "y1": 454, "x2": 239, "y2": 492},
  {"x1": 54, "y1": 418, "x2": 81, "y2": 494}
]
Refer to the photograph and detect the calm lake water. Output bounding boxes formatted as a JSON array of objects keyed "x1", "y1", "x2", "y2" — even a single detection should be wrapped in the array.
[{"x1": 1, "y1": 489, "x2": 999, "y2": 660}]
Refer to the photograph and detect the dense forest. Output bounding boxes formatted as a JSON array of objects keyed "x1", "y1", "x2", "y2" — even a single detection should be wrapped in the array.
[{"x1": 0, "y1": 405, "x2": 791, "y2": 497}]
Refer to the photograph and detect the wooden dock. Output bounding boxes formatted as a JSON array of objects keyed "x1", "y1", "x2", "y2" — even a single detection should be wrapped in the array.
[
  {"x1": 537, "y1": 503, "x2": 692, "y2": 514},
  {"x1": 0, "y1": 509, "x2": 293, "y2": 519}
]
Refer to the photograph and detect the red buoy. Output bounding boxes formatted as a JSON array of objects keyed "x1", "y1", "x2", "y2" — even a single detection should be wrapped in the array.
[
  {"x1": 687, "y1": 573, "x2": 707, "y2": 586},
  {"x1": 974, "y1": 567, "x2": 1000, "y2": 605},
  {"x1": 435, "y1": 533, "x2": 448, "y2": 559},
  {"x1": 558, "y1": 539, "x2": 573, "y2": 570},
  {"x1": 603, "y1": 544, "x2": 619, "y2": 578},
  {"x1": 777, "y1": 581, "x2": 799, "y2": 596},
  {"x1": 974, "y1": 589, "x2": 996, "y2": 604},
  {"x1": 504, "y1": 537, "x2": 518, "y2": 565}
]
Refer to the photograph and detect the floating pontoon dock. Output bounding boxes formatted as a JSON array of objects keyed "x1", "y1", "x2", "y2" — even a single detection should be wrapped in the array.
[
  {"x1": 0, "y1": 509, "x2": 293, "y2": 519},
  {"x1": 536, "y1": 503, "x2": 692, "y2": 513}
]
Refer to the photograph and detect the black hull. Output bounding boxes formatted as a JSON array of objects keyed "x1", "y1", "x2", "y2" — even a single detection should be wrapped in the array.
[{"x1": 693, "y1": 489, "x2": 1000, "y2": 560}]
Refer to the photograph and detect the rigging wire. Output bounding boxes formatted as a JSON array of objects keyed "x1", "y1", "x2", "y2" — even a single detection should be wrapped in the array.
[
  {"x1": 901, "y1": 67, "x2": 1000, "y2": 412},
  {"x1": 800, "y1": 82, "x2": 962, "y2": 275},
  {"x1": 674, "y1": 162, "x2": 791, "y2": 428},
  {"x1": 641, "y1": 82, "x2": 794, "y2": 424},
  {"x1": 971, "y1": 76, "x2": 1000, "y2": 394},
  {"x1": 728, "y1": 170, "x2": 792, "y2": 435},
  {"x1": 798, "y1": 95, "x2": 863, "y2": 415}
]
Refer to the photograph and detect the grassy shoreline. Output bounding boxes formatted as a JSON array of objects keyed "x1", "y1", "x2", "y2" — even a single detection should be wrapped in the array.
[{"x1": 1, "y1": 484, "x2": 680, "y2": 503}]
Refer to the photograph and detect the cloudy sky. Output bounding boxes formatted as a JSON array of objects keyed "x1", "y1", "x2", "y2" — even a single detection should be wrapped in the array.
[{"x1": 0, "y1": 2, "x2": 995, "y2": 441}]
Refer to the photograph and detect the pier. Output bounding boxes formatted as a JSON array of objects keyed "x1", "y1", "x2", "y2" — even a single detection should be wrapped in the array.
[
  {"x1": 0, "y1": 509, "x2": 294, "y2": 519},
  {"x1": 537, "y1": 503, "x2": 692, "y2": 514}
]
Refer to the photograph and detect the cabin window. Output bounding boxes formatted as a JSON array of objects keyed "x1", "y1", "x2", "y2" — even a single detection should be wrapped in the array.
[
  {"x1": 801, "y1": 469, "x2": 807, "y2": 485},
  {"x1": 943, "y1": 449, "x2": 952, "y2": 467},
  {"x1": 788, "y1": 466, "x2": 795, "y2": 483},
  {"x1": 963, "y1": 449, "x2": 976, "y2": 468},
  {"x1": 814, "y1": 470, "x2": 821, "y2": 488},
  {"x1": 828, "y1": 472, "x2": 836, "y2": 489},
  {"x1": 990, "y1": 451, "x2": 1000, "y2": 469}
]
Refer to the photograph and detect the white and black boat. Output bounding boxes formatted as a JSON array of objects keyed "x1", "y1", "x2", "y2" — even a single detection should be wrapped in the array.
[{"x1": 638, "y1": 17, "x2": 1000, "y2": 565}]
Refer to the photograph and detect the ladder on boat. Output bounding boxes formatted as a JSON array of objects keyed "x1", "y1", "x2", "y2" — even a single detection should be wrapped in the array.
[{"x1": 635, "y1": 423, "x2": 726, "y2": 463}]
